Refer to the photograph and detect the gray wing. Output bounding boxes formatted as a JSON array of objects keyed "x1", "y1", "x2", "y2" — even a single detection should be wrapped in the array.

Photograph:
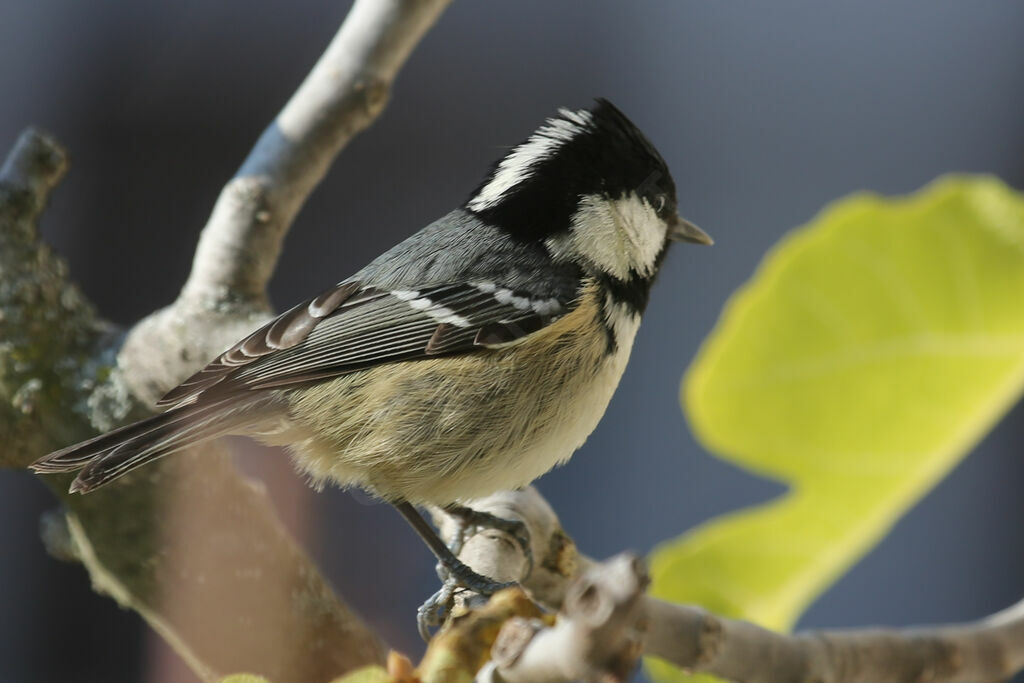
[
  {"x1": 349, "y1": 209, "x2": 582, "y2": 297},
  {"x1": 157, "y1": 279, "x2": 578, "y2": 408},
  {"x1": 159, "y1": 210, "x2": 582, "y2": 408}
]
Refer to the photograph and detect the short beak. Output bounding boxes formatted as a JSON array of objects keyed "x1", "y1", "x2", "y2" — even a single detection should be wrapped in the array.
[{"x1": 668, "y1": 214, "x2": 713, "y2": 245}]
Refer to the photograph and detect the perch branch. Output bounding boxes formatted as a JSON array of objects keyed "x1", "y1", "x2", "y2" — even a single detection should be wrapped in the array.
[
  {"x1": 479, "y1": 554, "x2": 648, "y2": 683},
  {"x1": 417, "y1": 588, "x2": 545, "y2": 682},
  {"x1": 643, "y1": 593, "x2": 1024, "y2": 683},
  {"x1": 436, "y1": 488, "x2": 1024, "y2": 683},
  {"x1": 4, "y1": 0, "x2": 452, "y2": 679}
]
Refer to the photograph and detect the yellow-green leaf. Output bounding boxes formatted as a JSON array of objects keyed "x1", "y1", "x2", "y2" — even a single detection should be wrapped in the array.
[
  {"x1": 648, "y1": 176, "x2": 1024, "y2": 680},
  {"x1": 221, "y1": 666, "x2": 392, "y2": 683},
  {"x1": 330, "y1": 665, "x2": 392, "y2": 683}
]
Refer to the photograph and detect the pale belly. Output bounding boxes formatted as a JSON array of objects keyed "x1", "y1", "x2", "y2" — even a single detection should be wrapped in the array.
[{"x1": 263, "y1": 289, "x2": 640, "y2": 505}]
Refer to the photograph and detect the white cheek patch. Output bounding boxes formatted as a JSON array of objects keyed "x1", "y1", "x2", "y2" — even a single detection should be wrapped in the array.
[
  {"x1": 546, "y1": 193, "x2": 667, "y2": 279},
  {"x1": 612, "y1": 194, "x2": 669, "y2": 276},
  {"x1": 468, "y1": 108, "x2": 594, "y2": 212}
]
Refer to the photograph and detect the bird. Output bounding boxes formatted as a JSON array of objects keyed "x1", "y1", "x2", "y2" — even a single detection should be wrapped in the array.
[{"x1": 32, "y1": 98, "x2": 711, "y2": 607}]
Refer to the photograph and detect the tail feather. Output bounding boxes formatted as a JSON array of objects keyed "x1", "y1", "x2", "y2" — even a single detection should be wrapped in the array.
[
  {"x1": 71, "y1": 409, "x2": 233, "y2": 493},
  {"x1": 32, "y1": 399, "x2": 264, "y2": 493},
  {"x1": 31, "y1": 411, "x2": 187, "y2": 473}
]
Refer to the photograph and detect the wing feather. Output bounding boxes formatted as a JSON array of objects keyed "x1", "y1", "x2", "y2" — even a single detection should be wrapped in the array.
[{"x1": 158, "y1": 279, "x2": 578, "y2": 408}]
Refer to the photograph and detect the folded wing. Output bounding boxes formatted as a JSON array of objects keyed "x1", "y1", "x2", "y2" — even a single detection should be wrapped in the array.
[{"x1": 159, "y1": 279, "x2": 577, "y2": 408}]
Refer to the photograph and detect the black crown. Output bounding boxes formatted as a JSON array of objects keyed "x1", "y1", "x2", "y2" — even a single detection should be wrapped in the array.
[{"x1": 467, "y1": 99, "x2": 676, "y2": 243}]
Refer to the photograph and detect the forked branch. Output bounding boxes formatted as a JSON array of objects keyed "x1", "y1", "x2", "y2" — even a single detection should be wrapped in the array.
[{"x1": 437, "y1": 488, "x2": 1024, "y2": 683}]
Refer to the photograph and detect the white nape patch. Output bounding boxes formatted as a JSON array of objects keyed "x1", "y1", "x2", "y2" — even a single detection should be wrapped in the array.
[
  {"x1": 467, "y1": 108, "x2": 594, "y2": 212},
  {"x1": 391, "y1": 290, "x2": 470, "y2": 327},
  {"x1": 545, "y1": 192, "x2": 667, "y2": 279}
]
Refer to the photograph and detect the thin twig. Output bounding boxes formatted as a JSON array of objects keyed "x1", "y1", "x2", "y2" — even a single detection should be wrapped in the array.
[{"x1": 180, "y1": 0, "x2": 452, "y2": 307}]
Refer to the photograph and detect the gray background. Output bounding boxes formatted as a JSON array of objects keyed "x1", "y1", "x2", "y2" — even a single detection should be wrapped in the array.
[{"x1": 1, "y1": 1, "x2": 1023, "y2": 681}]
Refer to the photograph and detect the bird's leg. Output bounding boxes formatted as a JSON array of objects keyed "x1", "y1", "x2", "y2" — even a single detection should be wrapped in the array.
[
  {"x1": 394, "y1": 501, "x2": 513, "y2": 593},
  {"x1": 442, "y1": 503, "x2": 534, "y2": 579},
  {"x1": 394, "y1": 501, "x2": 517, "y2": 638}
]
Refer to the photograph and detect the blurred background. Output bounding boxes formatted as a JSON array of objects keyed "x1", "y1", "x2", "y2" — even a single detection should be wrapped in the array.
[{"x1": 1, "y1": 1, "x2": 1023, "y2": 681}]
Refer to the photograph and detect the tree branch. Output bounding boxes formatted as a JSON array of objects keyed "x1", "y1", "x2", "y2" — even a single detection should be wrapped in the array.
[
  {"x1": 0, "y1": 125, "x2": 387, "y2": 683},
  {"x1": 4, "y1": 0, "x2": 452, "y2": 680},
  {"x1": 480, "y1": 554, "x2": 648, "y2": 683},
  {"x1": 0, "y1": 127, "x2": 68, "y2": 209},
  {"x1": 0, "y1": 128, "x2": 105, "y2": 469},
  {"x1": 642, "y1": 594, "x2": 1024, "y2": 683},
  {"x1": 180, "y1": 0, "x2": 451, "y2": 308},
  {"x1": 435, "y1": 488, "x2": 1024, "y2": 683}
]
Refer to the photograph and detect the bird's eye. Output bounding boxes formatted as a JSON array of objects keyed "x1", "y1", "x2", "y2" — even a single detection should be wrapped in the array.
[{"x1": 656, "y1": 195, "x2": 666, "y2": 212}]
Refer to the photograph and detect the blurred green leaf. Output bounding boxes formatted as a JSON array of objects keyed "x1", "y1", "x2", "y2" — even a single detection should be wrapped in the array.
[
  {"x1": 221, "y1": 666, "x2": 392, "y2": 683},
  {"x1": 331, "y1": 665, "x2": 392, "y2": 683},
  {"x1": 648, "y1": 176, "x2": 1024, "y2": 680}
]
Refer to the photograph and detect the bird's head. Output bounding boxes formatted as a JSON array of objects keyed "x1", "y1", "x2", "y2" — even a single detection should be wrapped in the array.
[{"x1": 465, "y1": 98, "x2": 711, "y2": 285}]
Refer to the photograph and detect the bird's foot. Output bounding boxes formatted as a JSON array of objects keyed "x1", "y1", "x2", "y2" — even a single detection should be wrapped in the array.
[
  {"x1": 443, "y1": 504, "x2": 534, "y2": 579},
  {"x1": 417, "y1": 582, "x2": 455, "y2": 641},
  {"x1": 416, "y1": 554, "x2": 516, "y2": 640},
  {"x1": 415, "y1": 507, "x2": 532, "y2": 640},
  {"x1": 396, "y1": 500, "x2": 533, "y2": 639}
]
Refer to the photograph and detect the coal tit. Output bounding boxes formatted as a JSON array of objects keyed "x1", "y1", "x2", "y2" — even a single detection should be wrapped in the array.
[{"x1": 33, "y1": 98, "x2": 711, "y2": 593}]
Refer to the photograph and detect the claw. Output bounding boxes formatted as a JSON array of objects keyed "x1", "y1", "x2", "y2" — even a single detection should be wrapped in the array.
[
  {"x1": 394, "y1": 501, "x2": 530, "y2": 640},
  {"x1": 417, "y1": 582, "x2": 455, "y2": 641},
  {"x1": 443, "y1": 505, "x2": 534, "y2": 580}
]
